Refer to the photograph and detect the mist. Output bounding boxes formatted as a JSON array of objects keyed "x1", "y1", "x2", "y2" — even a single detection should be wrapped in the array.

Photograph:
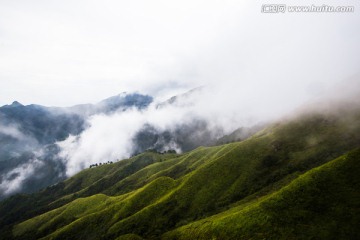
[
  {"x1": 58, "y1": 98, "x2": 214, "y2": 176},
  {"x1": 56, "y1": 74, "x2": 359, "y2": 177},
  {"x1": 1, "y1": 0, "x2": 360, "y2": 190},
  {"x1": 0, "y1": 157, "x2": 43, "y2": 196},
  {"x1": 1, "y1": 0, "x2": 359, "y2": 106}
]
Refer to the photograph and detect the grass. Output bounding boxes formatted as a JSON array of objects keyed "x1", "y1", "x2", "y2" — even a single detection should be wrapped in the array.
[
  {"x1": 0, "y1": 152, "x2": 175, "y2": 236},
  {"x1": 2, "y1": 106, "x2": 360, "y2": 239},
  {"x1": 163, "y1": 148, "x2": 360, "y2": 240}
]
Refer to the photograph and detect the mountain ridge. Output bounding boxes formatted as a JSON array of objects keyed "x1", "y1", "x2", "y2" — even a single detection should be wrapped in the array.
[
  {"x1": 0, "y1": 88, "x2": 229, "y2": 199},
  {"x1": 1, "y1": 101, "x2": 359, "y2": 239},
  {"x1": 0, "y1": 92, "x2": 154, "y2": 199}
]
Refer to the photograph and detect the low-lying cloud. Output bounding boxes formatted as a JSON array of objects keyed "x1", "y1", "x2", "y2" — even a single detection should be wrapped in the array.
[
  {"x1": 55, "y1": 82, "x2": 318, "y2": 176},
  {"x1": 57, "y1": 99, "x2": 208, "y2": 176},
  {"x1": 57, "y1": 71, "x2": 360, "y2": 177},
  {"x1": 0, "y1": 157, "x2": 44, "y2": 196},
  {"x1": 0, "y1": 124, "x2": 26, "y2": 140},
  {"x1": 58, "y1": 109, "x2": 146, "y2": 176},
  {"x1": 1, "y1": 0, "x2": 360, "y2": 194}
]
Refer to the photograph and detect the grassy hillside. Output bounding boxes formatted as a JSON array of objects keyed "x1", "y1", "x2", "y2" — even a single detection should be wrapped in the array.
[
  {"x1": 0, "y1": 152, "x2": 176, "y2": 239},
  {"x1": 163, "y1": 148, "x2": 360, "y2": 240},
  {"x1": 1, "y1": 106, "x2": 360, "y2": 239}
]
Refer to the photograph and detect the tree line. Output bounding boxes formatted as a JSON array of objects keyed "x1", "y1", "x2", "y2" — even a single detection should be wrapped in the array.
[{"x1": 89, "y1": 161, "x2": 114, "y2": 168}]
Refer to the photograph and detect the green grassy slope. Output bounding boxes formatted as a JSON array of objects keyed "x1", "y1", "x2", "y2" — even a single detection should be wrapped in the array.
[
  {"x1": 0, "y1": 152, "x2": 176, "y2": 239},
  {"x1": 163, "y1": 148, "x2": 360, "y2": 240},
  {"x1": 2, "y1": 106, "x2": 360, "y2": 239},
  {"x1": 14, "y1": 177, "x2": 177, "y2": 240}
]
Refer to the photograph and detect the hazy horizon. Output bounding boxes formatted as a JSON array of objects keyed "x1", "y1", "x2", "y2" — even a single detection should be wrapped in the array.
[{"x1": 1, "y1": 0, "x2": 360, "y2": 108}]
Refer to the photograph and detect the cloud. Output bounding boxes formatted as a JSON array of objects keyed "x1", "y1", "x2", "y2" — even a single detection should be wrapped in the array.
[
  {"x1": 0, "y1": 123, "x2": 40, "y2": 158},
  {"x1": 0, "y1": 124, "x2": 27, "y2": 140},
  {"x1": 0, "y1": 157, "x2": 44, "y2": 196},
  {"x1": 57, "y1": 100, "x2": 205, "y2": 176},
  {"x1": 1, "y1": 0, "x2": 359, "y2": 106},
  {"x1": 2, "y1": 0, "x2": 360, "y2": 178},
  {"x1": 52, "y1": 87, "x2": 261, "y2": 177},
  {"x1": 57, "y1": 71, "x2": 360, "y2": 177},
  {"x1": 58, "y1": 109, "x2": 146, "y2": 176}
]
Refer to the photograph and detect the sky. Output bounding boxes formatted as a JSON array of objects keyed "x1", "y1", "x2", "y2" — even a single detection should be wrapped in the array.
[
  {"x1": 1, "y1": 0, "x2": 360, "y2": 195},
  {"x1": 1, "y1": 0, "x2": 360, "y2": 107}
]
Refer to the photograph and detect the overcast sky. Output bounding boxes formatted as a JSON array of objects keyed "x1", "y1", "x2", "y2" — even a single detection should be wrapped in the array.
[{"x1": 1, "y1": 0, "x2": 360, "y2": 107}]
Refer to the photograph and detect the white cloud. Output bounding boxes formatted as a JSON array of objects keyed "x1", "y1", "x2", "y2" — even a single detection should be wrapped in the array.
[
  {"x1": 2, "y1": 0, "x2": 360, "y2": 177},
  {"x1": 57, "y1": 101, "x2": 201, "y2": 176},
  {"x1": 0, "y1": 0, "x2": 359, "y2": 106},
  {"x1": 0, "y1": 158, "x2": 44, "y2": 196},
  {"x1": 58, "y1": 109, "x2": 146, "y2": 176},
  {"x1": 57, "y1": 71, "x2": 360, "y2": 177},
  {"x1": 0, "y1": 124, "x2": 26, "y2": 140}
]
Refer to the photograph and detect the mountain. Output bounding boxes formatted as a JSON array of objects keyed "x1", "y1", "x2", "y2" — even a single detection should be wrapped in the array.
[
  {"x1": 0, "y1": 93, "x2": 153, "y2": 143},
  {"x1": 0, "y1": 89, "x2": 226, "y2": 199},
  {"x1": 0, "y1": 93, "x2": 153, "y2": 199},
  {"x1": 215, "y1": 124, "x2": 264, "y2": 145},
  {"x1": 164, "y1": 148, "x2": 360, "y2": 240},
  {"x1": 0, "y1": 101, "x2": 359, "y2": 239},
  {"x1": 155, "y1": 87, "x2": 203, "y2": 109},
  {"x1": 131, "y1": 87, "x2": 223, "y2": 155},
  {"x1": 68, "y1": 93, "x2": 153, "y2": 116},
  {"x1": 131, "y1": 119, "x2": 222, "y2": 155}
]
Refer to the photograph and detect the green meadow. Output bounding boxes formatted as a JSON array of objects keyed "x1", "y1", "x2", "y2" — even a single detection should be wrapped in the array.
[{"x1": 1, "y1": 106, "x2": 360, "y2": 240}]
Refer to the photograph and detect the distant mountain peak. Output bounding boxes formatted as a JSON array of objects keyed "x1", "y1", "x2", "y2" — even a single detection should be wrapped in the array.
[
  {"x1": 156, "y1": 87, "x2": 203, "y2": 109},
  {"x1": 98, "y1": 92, "x2": 153, "y2": 110},
  {"x1": 10, "y1": 101, "x2": 23, "y2": 107}
]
